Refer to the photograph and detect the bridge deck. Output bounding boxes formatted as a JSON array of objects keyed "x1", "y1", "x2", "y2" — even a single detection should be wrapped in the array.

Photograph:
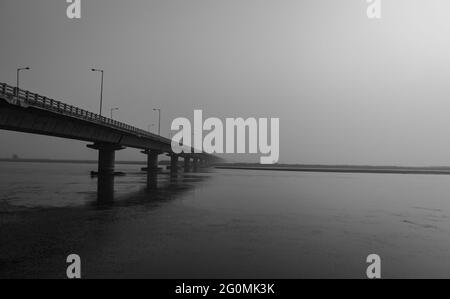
[
  {"x1": 0, "y1": 82, "x2": 219, "y2": 163},
  {"x1": 0, "y1": 82, "x2": 169, "y2": 144}
]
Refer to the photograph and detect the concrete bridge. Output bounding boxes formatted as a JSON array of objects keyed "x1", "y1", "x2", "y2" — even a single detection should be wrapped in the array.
[{"x1": 0, "y1": 82, "x2": 221, "y2": 198}]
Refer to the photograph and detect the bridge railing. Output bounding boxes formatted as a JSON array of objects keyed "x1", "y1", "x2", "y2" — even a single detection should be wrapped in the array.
[{"x1": 0, "y1": 82, "x2": 169, "y2": 144}]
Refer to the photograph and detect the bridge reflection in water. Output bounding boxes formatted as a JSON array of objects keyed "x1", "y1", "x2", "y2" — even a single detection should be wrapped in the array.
[{"x1": 94, "y1": 168, "x2": 211, "y2": 206}]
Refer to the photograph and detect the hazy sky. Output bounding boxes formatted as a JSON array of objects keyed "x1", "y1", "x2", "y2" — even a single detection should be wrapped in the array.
[{"x1": 1, "y1": 0, "x2": 450, "y2": 165}]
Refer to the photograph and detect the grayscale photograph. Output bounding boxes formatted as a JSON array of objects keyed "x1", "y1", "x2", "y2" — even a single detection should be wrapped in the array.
[{"x1": 0, "y1": 0, "x2": 449, "y2": 286}]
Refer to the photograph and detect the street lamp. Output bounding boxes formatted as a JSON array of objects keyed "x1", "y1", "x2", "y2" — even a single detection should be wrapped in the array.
[
  {"x1": 153, "y1": 108, "x2": 161, "y2": 136},
  {"x1": 110, "y1": 107, "x2": 119, "y2": 119},
  {"x1": 16, "y1": 67, "x2": 30, "y2": 101},
  {"x1": 91, "y1": 68, "x2": 104, "y2": 116}
]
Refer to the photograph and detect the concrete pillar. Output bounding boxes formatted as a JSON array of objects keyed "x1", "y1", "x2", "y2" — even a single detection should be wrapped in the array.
[
  {"x1": 184, "y1": 156, "x2": 191, "y2": 172},
  {"x1": 141, "y1": 150, "x2": 160, "y2": 172},
  {"x1": 99, "y1": 149, "x2": 115, "y2": 174},
  {"x1": 87, "y1": 143, "x2": 125, "y2": 201},
  {"x1": 87, "y1": 143, "x2": 125, "y2": 175},
  {"x1": 193, "y1": 157, "x2": 199, "y2": 172},
  {"x1": 141, "y1": 150, "x2": 160, "y2": 189},
  {"x1": 170, "y1": 154, "x2": 179, "y2": 174},
  {"x1": 199, "y1": 159, "x2": 205, "y2": 168}
]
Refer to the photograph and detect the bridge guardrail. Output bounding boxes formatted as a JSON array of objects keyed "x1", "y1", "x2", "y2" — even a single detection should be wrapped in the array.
[{"x1": 0, "y1": 82, "x2": 169, "y2": 144}]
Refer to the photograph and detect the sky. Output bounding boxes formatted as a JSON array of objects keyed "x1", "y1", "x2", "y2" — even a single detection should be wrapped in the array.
[{"x1": 1, "y1": 0, "x2": 450, "y2": 165}]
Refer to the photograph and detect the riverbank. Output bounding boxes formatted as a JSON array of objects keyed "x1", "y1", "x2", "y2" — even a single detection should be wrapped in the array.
[
  {"x1": 215, "y1": 164, "x2": 450, "y2": 175},
  {"x1": 0, "y1": 158, "x2": 146, "y2": 165}
]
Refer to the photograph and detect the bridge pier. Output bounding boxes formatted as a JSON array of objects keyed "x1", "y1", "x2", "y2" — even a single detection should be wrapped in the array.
[
  {"x1": 193, "y1": 157, "x2": 199, "y2": 172},
  {"x1": 87, "y1": 143, "x2": 125, "y2": 201},
  {"x1": 201, "y1": 159, "x2": 207, "y2": 168},
  {"x1": 204, "y1": 159, "x2": 211, "y2": 168},
  {"x1": 87, "y1": 143, "x2": 125, "y2": 176},
  {"x1": 142, "y1": 150, "x2": 161, "y2": 189},
  {"x1": 141, "y1": 150, "x2": 160, "y2": 173},
  {"x1": 184, "y1": 156, "x2": 191, "y2": 173},
  {"x1": 169, "y1": 154, "x2": 179, "y2": 175}
]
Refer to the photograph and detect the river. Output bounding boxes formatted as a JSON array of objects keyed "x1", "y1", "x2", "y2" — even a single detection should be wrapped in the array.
[{"x1": 1, "y1": 161, "x2": 450, "y2": 278}]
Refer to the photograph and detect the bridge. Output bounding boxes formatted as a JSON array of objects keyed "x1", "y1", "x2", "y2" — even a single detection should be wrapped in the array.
[{"x1": 0, "y1": 82, "x2": 221, "y2": 198}]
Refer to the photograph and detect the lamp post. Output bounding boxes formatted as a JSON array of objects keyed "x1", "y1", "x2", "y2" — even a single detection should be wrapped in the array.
[
  {"x1": 110, "y1": 107, "x2": 119, "y2": 119},
  {"x1": 16, "y1": 67, "x2": 30, "y2": 101},
  {"x1": 153, "y1": 108, "x2": 161, "y2": 136},
  {"x1": 91, "y1": 68, "x2": 104, "y2": 116}
]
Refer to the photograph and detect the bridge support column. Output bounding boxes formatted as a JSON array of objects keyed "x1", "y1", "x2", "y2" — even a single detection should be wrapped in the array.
[
  {"x1": 199, "y1": 159, "x2": 205, "y2": 168},
  {"x1": 193, "y1": 157, "x2": 199, "y2": 172},
  {"x1": 87, "y1": 143, "x2": 125, "y2": 176},
  {"x1": 87, "y1": 143, "x2": 125, "y2": 201},
  {"x1": 142, "y1": 150, "x2": 161, "y2": 189},
  {"x1": 141, "y1": 150, "x2": 160, "y2": 173},
  {"x1": 184, "y1": 156, "x2": 191, "y2": 173},
  {"x1": 169, "y1": 154, "x2": 179, "y2": 175}
]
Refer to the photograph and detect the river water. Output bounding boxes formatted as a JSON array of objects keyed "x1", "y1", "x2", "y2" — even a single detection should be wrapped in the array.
[{"x1": 1, "y1": 161, "x2": 450, "y2": 278}]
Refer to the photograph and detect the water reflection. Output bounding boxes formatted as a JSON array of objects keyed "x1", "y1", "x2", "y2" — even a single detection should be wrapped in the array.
[
  {"x1": 146, "y1": 172, "x2": 158, "y2": 190},
  {"x1": 97, "y1": 174, "x2": 115, "y2": 203},
  {"x1": 94, "y1": 171, "x2": 211, "y2": 208}
]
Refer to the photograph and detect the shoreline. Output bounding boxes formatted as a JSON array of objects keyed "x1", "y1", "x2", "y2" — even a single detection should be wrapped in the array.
[
  {"x1": 0, "y1": 158, "x2": 146, "y2": 165},
  {"x1": 215, "y1": 165, "x2": 450, "y2": 175},
  {"x1": 3, "y1": 159, "x2": 450, "y2": 175}
]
